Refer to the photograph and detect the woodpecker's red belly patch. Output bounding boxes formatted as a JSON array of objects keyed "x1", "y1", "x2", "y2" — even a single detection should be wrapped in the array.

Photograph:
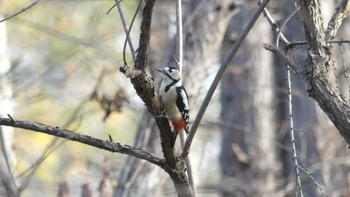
[{"x1": 171, "y1": 118, "x2": 186, "y2": 133}]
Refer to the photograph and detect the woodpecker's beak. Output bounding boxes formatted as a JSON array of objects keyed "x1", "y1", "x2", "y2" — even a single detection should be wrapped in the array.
[{"x1": 155, "y1": 68, "x2": 164, "y2": 74}]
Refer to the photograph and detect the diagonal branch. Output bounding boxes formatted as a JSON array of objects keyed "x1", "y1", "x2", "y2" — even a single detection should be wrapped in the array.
[
  {"x1": 299, "y1": 0, "x2": 350, "y2": 145},
  {"x1": 325, "y1": 0, "x2": 350, "y2": 40},
  {"x1": 263, "y1": 44, "x2": 303, "y2": 77},
  {"x1": 0, "y1": 117, "x2": 165, "y2": 167},
  {"x1": 0, "y1": 0, "x2": 40, "y2": 23},
  {"x1": 260, "y1": 1, "x2": 289, "y2": 45},
  {"x1": 115, "y1": 0, "x2": 137, "y2": 64},
  {"x1": 181, "y1": 0, "x2": 271, "y2": 158}
]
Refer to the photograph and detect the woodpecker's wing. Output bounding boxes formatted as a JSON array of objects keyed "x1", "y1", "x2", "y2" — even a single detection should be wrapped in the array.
[{"x1": 176, "y1": 86, "x2": 189, "y2": 126}]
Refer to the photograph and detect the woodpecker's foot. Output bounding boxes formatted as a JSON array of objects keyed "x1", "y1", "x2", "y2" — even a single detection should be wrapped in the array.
[{"x1": 154, "y1": 110, "x2": 168, "y2": 119}]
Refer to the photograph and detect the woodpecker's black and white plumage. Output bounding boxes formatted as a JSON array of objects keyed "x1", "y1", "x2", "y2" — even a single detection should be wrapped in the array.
[{"x1": 156, "y1": 67, "x2": 189, "y2": 134}]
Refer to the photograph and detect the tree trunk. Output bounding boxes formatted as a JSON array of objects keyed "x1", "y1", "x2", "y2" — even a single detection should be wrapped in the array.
[{"x1": 219, "y1": 4, "x2": 279, "y2": 196}]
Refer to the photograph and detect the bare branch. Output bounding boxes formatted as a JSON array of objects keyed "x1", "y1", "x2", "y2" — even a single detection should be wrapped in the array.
[
  {"x1": 0, "y1": 0, "x2": 40, "y2": 23},
  {"x1": 300, "y1": 0, "x2": 350, "y2": 145},
  {"x1": 0, "y1": 117, "x2": 165, "y2": 167},
  {"x1": 325, "y1": 0, "x2": 350, "y2": 40},
  {"x1": 116, "y1": 0, "x2": 136, "y2": 64},
  {"x1": 287, "y1": 39, "x2": 350, "y2": 48},
  {"x1": 176, "y1": 0, "x2": 183, "y2": 73},
  {"x1": 174, "y1": 0, "x2": 194, "y2": 194},
  {"x1": 182, "y1": 0, "x2": 271, "y2": 158},
  {"x1": 106, "y1": 3, "x2": 117, "y2": 15},
  {"x1": 0, "y1": 128, "x2": 19, "y2": 197},
  {"x1": 298, "y1": 166, "x2": 327, "y2": 197},
  {"x1": 120, "y1": 0, "x2": 176, "y2": 168},
  {"x1": 276, "y1": 6, "x2": 300, "y2": 46},
  {"x1": 260, "y1": 1, "x2": 289, "y2": 45},
  {"x1": 134, "y1": 0, "x2": 155, "y2": 71},
  {"x1": 286, "y1": 63, "x2": 304, "y2": 197},
  {"x1": 263, "y1": 43, "x2": 303, "y2": 77},
  {"x1": 17, "y1": 72, "x2": 105, "y2": 191},
  {"x1": 122, "y1": 0, "x2": 141, "y2": 66}
]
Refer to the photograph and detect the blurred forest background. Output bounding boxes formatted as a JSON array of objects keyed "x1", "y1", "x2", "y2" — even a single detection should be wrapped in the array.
[{"x1": 0, "y1": 0, "x2": 350, "y2": 196}]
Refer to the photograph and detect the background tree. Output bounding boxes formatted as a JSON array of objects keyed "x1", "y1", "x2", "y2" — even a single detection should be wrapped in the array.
[{"x1": 0, "y1": 0, "x2": 350, "y2": 196}]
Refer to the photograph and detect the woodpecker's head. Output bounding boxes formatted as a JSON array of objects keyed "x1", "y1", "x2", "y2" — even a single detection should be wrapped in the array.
[{"x1": 156, "y1": 67, "x2": 181, "y2": 82}]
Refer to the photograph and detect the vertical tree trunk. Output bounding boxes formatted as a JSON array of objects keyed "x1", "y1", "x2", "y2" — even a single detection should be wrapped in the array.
[{"x1": 219, "y1": 4, "x2": 278, "y2": 196}]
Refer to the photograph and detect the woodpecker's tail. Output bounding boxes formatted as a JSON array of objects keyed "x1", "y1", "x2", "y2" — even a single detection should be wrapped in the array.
[{"x1": 172, "y1": 119, "x2": 186, "y2": 133}]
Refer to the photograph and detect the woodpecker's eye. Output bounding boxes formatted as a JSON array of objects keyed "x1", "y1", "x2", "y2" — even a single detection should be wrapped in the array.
[{"x1": 169, "y1": 69, "x2": 173, "y2": 73}]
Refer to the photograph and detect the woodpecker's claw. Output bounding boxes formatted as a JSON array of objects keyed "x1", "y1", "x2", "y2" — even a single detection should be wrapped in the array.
[{"x1": 154, "y1": 110, "x2": 168, "y2": 119}]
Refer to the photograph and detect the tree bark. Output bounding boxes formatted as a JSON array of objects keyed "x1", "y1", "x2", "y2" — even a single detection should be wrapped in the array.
[
  {"x1": 220, "y1": 4, "x2": 278, "y2": 196},
  {"x1": 300, "y1": 0, "x2": 350, "y2": 145}
]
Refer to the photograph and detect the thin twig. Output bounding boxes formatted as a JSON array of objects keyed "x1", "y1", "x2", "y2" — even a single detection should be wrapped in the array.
[
  {"x1": 286, "y1": 58, "x2": 304, "y2": 197},
  {"x1": 0, "y1": 0, "x2": 40, "y2": 23},
  {"x1": 263, "y1": 44, "x2": 303, "y2": 77},
  {"x1": 287, "y1": 39, "x2": 350, "y2": 48},
  {"x1": 116, "y1": 0, "x2": 136, "y2": 63},
  {"x1": 180, "y1": 133, "x2": 195, "y2": 194},
  {"x1": 260, "y1": 1, "x2": 289, "y2": 45},
  {"x1": 276, "y1": 6, "x2": 300, "y2": 46},
  {"x1": 298, "y1": 166, "x2": 327, "y2": 197},
  {"x1": 7, "y1": 114, "x2": 15, "y2": 123},
  {"x1": 122, "y1": 0, "x2": 141, "y2": 65},
  {"x1": 274, "y1": 7, "x2": 304, "y2": 195},
  {"x1": 18, "y1": 71, "x2": 107, "y2": 192},
  {"x1": 0, "y1": 117, "x2": 165, "y2": 167},
  {"x1": 175, "y1": 0, "x2": 195, "y2": 193},
  {"x1": 176, "y1": 0, "x2": 183, "y2": 73},
  {"x1": 106, "y1": 3, "x2": 117, "y2": 15}
]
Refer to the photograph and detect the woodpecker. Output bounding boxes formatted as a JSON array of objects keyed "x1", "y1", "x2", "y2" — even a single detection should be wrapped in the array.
[{"x1": 156, "y1": 67, "x2": 189, "y2": 134}]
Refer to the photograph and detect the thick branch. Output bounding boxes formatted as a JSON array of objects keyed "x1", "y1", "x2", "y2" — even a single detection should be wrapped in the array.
[
  {"x1": 299, "y1": 0, "x2": 350, "y2": 145},
  {"x1": 119, "y1": 0, "x2": 176, "y2": 168},
  {"x1": 300, "y1": 0, "x2": 326, "y2": 50},
  {"x1": 325, "y1": 0, "x2": 350, "y2": 40},
  {"x1": 134, "y1": 0, "x2": 155, "y2": 71},
  {"x1": 308, "y1": 78, "x2": 350, "y2": 145},
  {"x1": 0, "y1": 117, "x2": 165, "y2": 166}
]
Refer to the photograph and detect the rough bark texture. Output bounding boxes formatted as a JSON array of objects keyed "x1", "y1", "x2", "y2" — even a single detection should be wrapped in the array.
[
  {"x1": 325, "y1": 0, "x2": 350, "y2": 40},
  {"x1": 119, "y1": 0, "x2": 177, "y2": 167},
  {"x1": 118, "y1": 0, "x2": 192, "y2": 196},
  {"x1": 300, "y1": 0, "x2": 350, "y2": 145}
]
